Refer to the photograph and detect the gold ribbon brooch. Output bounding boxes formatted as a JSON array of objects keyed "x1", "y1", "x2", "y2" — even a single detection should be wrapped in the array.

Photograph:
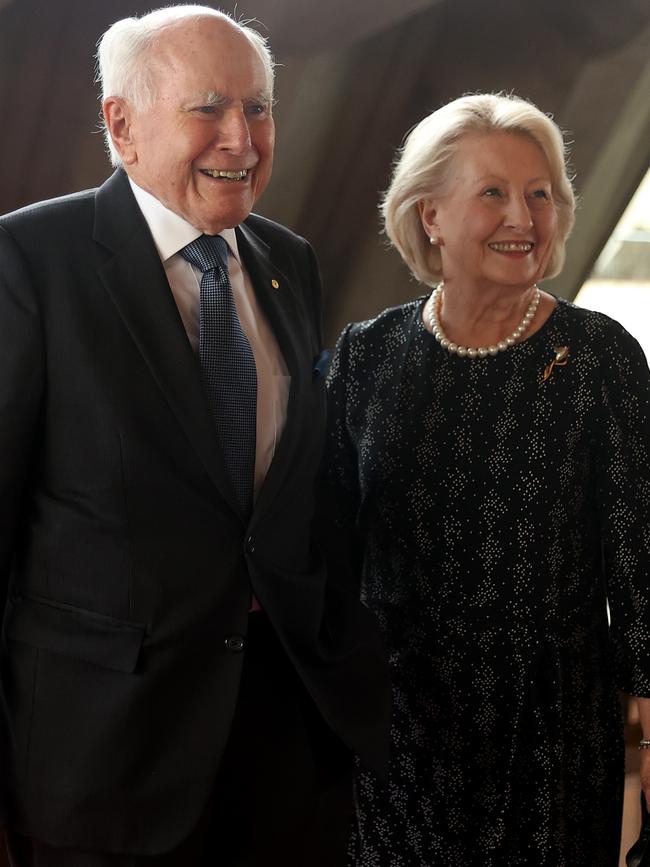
[{"x1": 542, "y1": 346, "x2": 569, "y2": 382}]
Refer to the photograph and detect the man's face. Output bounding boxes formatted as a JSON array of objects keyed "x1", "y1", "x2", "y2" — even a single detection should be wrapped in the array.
[{"x1": 113, "y1": 17, "x2": 275, "y2": 234}]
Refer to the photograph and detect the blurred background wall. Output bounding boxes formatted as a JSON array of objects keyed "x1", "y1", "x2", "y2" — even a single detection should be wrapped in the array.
[{"x1": 1, "y1": 0, "x2": 649, "y2": 341}]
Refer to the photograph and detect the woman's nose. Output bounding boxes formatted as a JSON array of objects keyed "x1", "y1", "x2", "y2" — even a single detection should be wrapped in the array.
[{"x1": 504, "y1": 194, "x2": 533, "y2": 231}]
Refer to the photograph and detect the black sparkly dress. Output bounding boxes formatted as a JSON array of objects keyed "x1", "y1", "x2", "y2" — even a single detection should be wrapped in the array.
[{"x1": 323, "y1": 296, "x2": 650, "y2": 867}]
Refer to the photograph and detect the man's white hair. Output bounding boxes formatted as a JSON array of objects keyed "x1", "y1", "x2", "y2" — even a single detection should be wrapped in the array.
[{"x1": 96, "y1": 5, "x2": 275, "y2": 167}]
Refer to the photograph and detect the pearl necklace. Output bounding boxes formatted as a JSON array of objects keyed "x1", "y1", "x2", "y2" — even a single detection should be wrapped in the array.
[{"x1": 426, "y1": 284, "x2": 540, "y2": 358}]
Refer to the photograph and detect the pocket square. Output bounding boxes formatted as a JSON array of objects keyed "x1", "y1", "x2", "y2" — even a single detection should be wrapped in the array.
[{"x1": 312, "y1": 349, "x2": 332, "y2": 379}]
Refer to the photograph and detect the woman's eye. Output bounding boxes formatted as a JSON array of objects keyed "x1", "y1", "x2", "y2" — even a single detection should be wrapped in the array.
[
  {"x1": 483, "y1": 187, "x2": 502, "y2": 198},
  {"x1": 196, "y1": 106, "x2": 216, "y2": 114},
  {"x1": 531, "y1": 189, "x2": 550, "y2": 200}
]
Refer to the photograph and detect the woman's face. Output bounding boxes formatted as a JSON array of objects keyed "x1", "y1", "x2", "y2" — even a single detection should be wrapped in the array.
[{"x1": 419, "y1": 131, "x2": 558, "y2": 294}]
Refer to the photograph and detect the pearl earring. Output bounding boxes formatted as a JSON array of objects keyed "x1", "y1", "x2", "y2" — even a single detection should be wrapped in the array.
[{"x1": 429, "y1": 235, "x2": 439, "y2": 246}]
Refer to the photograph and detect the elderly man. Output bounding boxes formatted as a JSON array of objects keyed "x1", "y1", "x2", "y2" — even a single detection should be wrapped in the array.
[{"x1": 0, "y1": 6, "x2": 389, "y2": 866}]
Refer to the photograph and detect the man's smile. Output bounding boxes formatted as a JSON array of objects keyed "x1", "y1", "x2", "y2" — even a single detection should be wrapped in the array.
[{"x1": 199, "y1": 168, "x2": 249, "y2": 180}]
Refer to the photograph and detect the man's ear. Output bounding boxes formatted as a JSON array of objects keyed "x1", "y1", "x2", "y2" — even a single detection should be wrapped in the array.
[{"x1": 103, "y1": 97, "x2": 138, "y2": 165}]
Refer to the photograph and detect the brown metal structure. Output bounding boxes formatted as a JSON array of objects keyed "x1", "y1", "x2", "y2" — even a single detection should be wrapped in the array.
[{"x1": 1, "y1": 0, "x2": 649, "y2": 341}]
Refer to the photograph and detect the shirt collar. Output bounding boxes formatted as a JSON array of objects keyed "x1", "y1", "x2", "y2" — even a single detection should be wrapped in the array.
[{"x1": 128, "y1": 178, "x2": 242, "y2": 265}]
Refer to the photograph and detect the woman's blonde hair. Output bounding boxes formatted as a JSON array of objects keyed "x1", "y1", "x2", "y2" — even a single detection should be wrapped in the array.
[{"x1": 381, "y1": 93, "x2": 576, "y2": 286}]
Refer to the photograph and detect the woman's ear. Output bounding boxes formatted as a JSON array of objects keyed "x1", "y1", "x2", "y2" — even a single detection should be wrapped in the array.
[{"x1": 418, "y1": 198, "x2": 440, "y2": 243}]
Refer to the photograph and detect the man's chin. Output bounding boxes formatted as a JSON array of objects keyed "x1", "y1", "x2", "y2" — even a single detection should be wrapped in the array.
[
  {"x1": 173, "y1": 173, "x2": 269, "y2": 232},
  {"x1": 189, "y1": 200, "x2": 254, "y2": 236}
]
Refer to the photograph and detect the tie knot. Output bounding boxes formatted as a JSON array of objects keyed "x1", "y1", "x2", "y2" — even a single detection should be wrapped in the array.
[{"x1": 180, "y1": 234, "x2": 229, "y2": 274}]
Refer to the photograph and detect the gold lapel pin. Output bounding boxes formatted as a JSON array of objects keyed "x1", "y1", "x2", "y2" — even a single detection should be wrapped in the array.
[
  {"x1": 271, "y1": 279, "x2": 280, "y2": 289},
  {"x1": 542, "y1": 346, "x2": 569, "y2": 382}
]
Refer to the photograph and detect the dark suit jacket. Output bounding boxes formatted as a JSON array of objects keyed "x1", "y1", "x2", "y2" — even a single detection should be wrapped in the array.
[{"x1": 0, "y1": 170, "x2": 389, "y2": 854}]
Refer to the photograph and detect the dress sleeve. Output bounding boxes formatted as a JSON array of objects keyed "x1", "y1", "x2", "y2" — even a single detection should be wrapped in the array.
[
  {"x1": 317, "y1": 323, "x2": 363, "y2": 593},
  {"x1": 596, "y1": 322, "x2": 650, "y2": 696}
]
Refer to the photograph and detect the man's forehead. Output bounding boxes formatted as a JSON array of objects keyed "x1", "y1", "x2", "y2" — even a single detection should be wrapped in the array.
[
  {"x1": 152, "y1": 16, "x2": 252, "y2": 61},
  {"x1": 155, "y1": 14, "x2": 235, "y2": 44},
  {"x1": 149, "y1": 22, "x2": 271, "y2": 95}
]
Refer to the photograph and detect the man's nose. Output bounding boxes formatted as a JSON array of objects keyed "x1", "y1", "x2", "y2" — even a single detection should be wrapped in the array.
[
  {"x1": 504, "y1": 194, "x2": 533, "y2": 231},
  {"x1": 219, "y1": 108, "x2": 252, "y2": 151}
]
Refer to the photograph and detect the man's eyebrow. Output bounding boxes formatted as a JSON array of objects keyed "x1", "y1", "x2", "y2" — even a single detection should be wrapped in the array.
[
  {"x1": 186, "y1": 90, "x2": 273, "y2": 107},
  {"x1": 245, "y1": 90, "x2": 273, "y2": 105},
  {"x1": 204, "y1": 91, "x2": 228, "y2": 107}
]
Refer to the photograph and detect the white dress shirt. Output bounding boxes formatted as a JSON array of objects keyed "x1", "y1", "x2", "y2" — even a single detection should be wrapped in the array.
[{"x1": 128, "y1": 180, "x2": 290, "y2": 501}]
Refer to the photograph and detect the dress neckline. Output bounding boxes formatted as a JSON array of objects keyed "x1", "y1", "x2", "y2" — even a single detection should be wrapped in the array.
[{"x1": 417, "y1": 292, "x2": 566, "y2": 356}]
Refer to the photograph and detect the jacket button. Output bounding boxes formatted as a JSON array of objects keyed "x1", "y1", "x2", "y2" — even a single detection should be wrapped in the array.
[
  {"x1": 245, "y1": 536, "x2": 255, "y2": 554},
  {"x1": 224, "y1": 634, "x2": 246, "y2": 653}
]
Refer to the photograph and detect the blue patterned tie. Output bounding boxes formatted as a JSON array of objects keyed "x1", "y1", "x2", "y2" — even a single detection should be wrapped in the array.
[{"x1": 181, "y1": 235, "x2": 257, "y2": 515}]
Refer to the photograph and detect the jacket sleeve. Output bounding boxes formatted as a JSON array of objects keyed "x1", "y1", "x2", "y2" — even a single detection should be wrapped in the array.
[
  {"x1": 317, "y1": 323, "x2": 364, "y2": 593},
  {"x1": 595, "y1": 322, "x2": 650, "y2": 696},
  {"x1": 0, "y1": 225, "x2": 45, "y2": 825}
]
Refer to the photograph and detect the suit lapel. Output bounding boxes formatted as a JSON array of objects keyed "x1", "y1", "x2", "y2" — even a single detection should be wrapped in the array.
[
  {"x1": 236, "y1": 223, "x2": 310, "y2": 525},
  {"x1": 93, "y1": 171, "x2": 241, "y2": 517}
]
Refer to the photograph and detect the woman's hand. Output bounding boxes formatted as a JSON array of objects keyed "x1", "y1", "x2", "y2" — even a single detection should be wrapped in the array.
[
  {"x1": 641, "y1": 748, "x2": 650, "y2": 810},
  {"x1": 636, "y1": 696, "x2": 650, "y2": 808}
]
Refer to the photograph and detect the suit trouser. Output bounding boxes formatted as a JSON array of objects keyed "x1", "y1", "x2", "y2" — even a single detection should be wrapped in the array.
[{"x1": 6, "y1": 612, "x2": 354, "y2": 867}]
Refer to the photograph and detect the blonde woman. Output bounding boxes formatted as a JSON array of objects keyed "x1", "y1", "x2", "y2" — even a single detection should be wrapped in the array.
[{"x1": 323, "y1": 93, "x2": 650, "y2": 865}]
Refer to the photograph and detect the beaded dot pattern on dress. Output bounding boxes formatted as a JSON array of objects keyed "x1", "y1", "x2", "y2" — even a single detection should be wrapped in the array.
[{"x1": 324, "y1": 295, "x2": 650, "y2": 867}]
